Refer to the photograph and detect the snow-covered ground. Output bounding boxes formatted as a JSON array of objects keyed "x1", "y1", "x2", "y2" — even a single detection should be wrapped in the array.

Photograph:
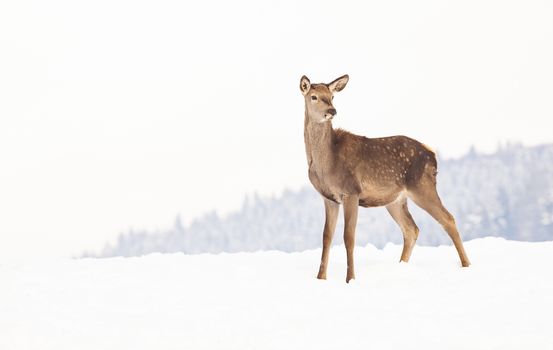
[{"x1": 1, "y1": 237, "x2": 552, "y2": 350}]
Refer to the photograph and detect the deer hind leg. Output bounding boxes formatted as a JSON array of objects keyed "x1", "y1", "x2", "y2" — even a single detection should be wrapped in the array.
[
  {"x1": 317, "y1": 198, "x2": 339, "y2": 280},
  {"x1": 408, "y1": 171, "x2": 471, "y2": 267},
  {"x1": 343, "y1": 195, "x2": 359, "y2": 283},
  {"x1": 386, "y1": 195, "x2": 419, "y2": 263}
]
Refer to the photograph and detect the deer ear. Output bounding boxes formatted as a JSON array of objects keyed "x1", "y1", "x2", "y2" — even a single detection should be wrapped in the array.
[
  {"x1": 300, "y1": 75, "x2": 311, "y2": 95},
  {"x1": 328, "y1": 74, "x2": 349, "y2": 92}
]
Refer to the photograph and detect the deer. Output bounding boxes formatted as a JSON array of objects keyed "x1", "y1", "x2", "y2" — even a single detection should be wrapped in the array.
[{"x1": 300, "y1": 74, "x2": 471, "y2": 283}]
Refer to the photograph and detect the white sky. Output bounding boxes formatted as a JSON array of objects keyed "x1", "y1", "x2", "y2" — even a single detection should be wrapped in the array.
[{"x1": 1, "y1": 0, "x2": 552, "y2": 261}]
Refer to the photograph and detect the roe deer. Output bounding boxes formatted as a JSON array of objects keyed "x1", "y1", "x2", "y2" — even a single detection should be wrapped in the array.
[{"x1": 300, "y1": 74, "x2": 470, "y2": 283}]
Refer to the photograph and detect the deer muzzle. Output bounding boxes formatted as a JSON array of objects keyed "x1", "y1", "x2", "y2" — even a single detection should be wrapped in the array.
[{"x1": 324, "y1": 108, "x2": 337, "y2": 120}]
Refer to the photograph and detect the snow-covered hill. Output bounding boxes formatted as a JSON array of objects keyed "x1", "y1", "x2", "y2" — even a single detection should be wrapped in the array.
[
  {"x1": 95, "y1": 143, "x2": 553, "y2": 257},
  {"x1": 3, "y1": 238, "x2": 552, "y2": 349}
]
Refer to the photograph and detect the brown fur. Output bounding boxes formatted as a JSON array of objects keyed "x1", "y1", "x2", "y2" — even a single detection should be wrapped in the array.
[{"x1": 300, "y1": 75, "x2": 470, "y2": 283}]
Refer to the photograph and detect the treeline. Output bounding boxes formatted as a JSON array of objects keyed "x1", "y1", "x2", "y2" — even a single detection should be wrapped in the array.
[{"x1": 90, "y1": 143, "x2": 553, "y2": 257}]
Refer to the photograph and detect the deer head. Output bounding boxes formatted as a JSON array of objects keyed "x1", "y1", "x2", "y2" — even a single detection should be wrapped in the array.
[{"x1": 300, "y1": 75, "x2": 349, "y2": 123}]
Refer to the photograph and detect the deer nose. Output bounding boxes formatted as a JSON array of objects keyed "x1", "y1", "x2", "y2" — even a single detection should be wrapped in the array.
[{"x1": 327, "y1": 108, "x2": 336, "y2": 116}]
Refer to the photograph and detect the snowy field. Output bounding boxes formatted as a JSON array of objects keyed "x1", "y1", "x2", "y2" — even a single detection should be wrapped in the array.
[{"x1": 1, "y1": 237, "x2": 552, "y2": 350}]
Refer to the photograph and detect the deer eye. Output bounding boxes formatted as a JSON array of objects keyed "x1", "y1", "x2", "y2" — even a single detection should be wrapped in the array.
[
  {"x1": 311, "y1": 95, "x2": 317, "y2": 101},
  {"x1": 332, "y1": 96, "x2": 334, "y2": 100}
]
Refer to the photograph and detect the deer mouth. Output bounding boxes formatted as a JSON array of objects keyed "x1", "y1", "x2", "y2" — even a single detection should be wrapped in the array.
[{"x1": 323, "y1": 114, "x2": 335, "y2": 121}]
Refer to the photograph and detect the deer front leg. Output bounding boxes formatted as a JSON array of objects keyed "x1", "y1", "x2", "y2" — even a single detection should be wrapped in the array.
[
  {"x1": 317, "y1": 198, "x2": 339, "y2": 280},
  {"x1": 343, "y1": 195, "x2": 359, "y2": 283}
]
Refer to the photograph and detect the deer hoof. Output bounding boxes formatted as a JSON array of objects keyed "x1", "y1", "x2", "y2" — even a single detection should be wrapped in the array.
[{"x1": 346, "y1": 275, "x2": 355, "y2": 283}]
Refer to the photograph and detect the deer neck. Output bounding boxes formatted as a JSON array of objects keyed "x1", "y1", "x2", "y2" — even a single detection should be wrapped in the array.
[{"x1": 304, "y1": 111, "x2": 336, "y2": 173}]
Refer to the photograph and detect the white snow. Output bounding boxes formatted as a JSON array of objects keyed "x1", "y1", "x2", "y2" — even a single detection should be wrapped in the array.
[{"x1": 1, "y1": 237, "x2": 552, "y2": 350}]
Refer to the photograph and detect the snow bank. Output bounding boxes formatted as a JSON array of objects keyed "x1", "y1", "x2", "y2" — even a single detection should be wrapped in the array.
[{"x1": 1, "y1": 237, "x2": 552, "y2": 349}]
